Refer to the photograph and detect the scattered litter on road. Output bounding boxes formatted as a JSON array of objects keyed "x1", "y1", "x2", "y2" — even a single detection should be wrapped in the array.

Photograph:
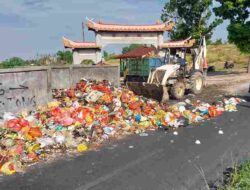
[
  {"x1": 195, "y1": 140, "x2": 201, "y2": 145},
  {"x1": 170, "y1": 139, "x2": 174, "y2": 143},
  {"x1": 139, "y1": 133, "x2": 149, "y2": 137},
  {"x1": 173, "y1": 131, "x2": 178, "y2": 136},
  {"x1": 107, "y1": 144, "x2": 118, "y2": 150},
  {"x1": 0, "y1": 79, "x2": 244, "y2": 176},
  {"x1": 77, "y1": 143, "x2": 88, "y2": 153},
  {"x1": 218, "y1": 130, "x2": 224, "y2": 135}
]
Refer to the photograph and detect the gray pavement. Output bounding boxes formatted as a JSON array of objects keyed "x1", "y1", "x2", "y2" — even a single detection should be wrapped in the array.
[{"x1": 0, "y1": 95, "x2": 250, "y2": 190}]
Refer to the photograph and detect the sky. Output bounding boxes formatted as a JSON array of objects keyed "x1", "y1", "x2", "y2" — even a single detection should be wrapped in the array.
[{"x1": 0, "y1": 0, "x2": 229, "y2": 61}]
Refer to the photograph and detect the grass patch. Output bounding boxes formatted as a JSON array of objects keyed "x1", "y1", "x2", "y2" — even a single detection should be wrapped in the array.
[
  {"x1": 106, "y1": 59, "x2": 120, "y2": 65},
  {"x1": 219, "y1": 160, "x2": 250, "y2": 190},
  {"x1": 207, "y1": 44, "x2": 249, "y2": 71},
  {"x1": 105, "y1": 44, "x2": 249, "y2": 71}
]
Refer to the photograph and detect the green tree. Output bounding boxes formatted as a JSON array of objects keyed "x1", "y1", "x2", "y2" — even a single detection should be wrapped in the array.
[
  {"x1": 213, "y1": 38, "x2": 223, "y2": 45},
  {"x1": 214, "y1": 0, "x2": 250, "y2": 72},
  {"x1": 56, "y1": 50, "x2": 73, "y2": 64},
  {"x1": 161, "y1": 0, "x2": 222, "y2": 40},
  {"x1": 122, "y1": 44, "x2": 144, "y2": 54},
  {"x1": 81, "y1": 59, "x2": 94, "y2": 65},
  {"x1": 1, "y1": 57, "x2": 28, "y2": 68},
  {"x1": 103, "y1": 51, "x2": 109, "y2": 60},
  {"x1": 214, "y1": 0, "x2": 250, "y2": 53}
]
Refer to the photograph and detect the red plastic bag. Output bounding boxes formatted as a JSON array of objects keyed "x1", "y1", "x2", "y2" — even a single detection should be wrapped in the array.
[
  {"x1": 51, "y1": 107, "x2": 63, "y2": 118},
  {"x1": 142, "y1": 105, "x2": 154, "y2": 115},
  {"x1": 6, "y1": 118, "x2": 29, "y2": 132},
  {"x1": 66, "y1": 88, "x2": 76, "y2": 98},
  {"x1": 129, "y1": 102, "x2": 141, "y2": 111},
  {"x1": 208, "y1": 106, "x2": 218, "y2": 117},
  {"x1": 92, "y1": 84, "x2": 111, "y2": 93},
  {"x1": 76, "y1": 81, "x2": 87, "y2": 92}
]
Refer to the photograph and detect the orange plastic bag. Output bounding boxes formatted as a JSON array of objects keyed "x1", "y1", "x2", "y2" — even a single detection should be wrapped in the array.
[
  {"x1": 142, "y1": 105, "x2": 154, "y2": 115},
  {"x1": 28, "y1": 127, "x2": 42, "y2": 139},
  {"x1": 82, "y1": 108, "x2": 94, "y2": 125},
  {"x1": 101, "y1": 94, "x2": 113, "y2": 104},
  {"x1": 208, "y1": 106, "x2": 218, "y2": 117},
  {"x1": 129, "y1": 102, "x2": 141, "y2": 111}
]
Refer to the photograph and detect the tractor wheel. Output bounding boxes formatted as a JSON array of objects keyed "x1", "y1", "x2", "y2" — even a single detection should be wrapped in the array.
[
  {"x1": 190, "y1": 72, "x2": 204, "y2": 94},
  {"x1": 171, "y1": 81, "x2": 185, "y2": 100}
]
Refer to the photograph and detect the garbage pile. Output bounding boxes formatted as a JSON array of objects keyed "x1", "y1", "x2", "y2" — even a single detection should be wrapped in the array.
[{"x1": 0, "y1": 80, "x2": 244, "y2": 175}]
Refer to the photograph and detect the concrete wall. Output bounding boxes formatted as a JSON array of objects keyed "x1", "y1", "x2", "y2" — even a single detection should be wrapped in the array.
[{"x1": 0, "y1": 65, "x2": 119, "y2": 118}]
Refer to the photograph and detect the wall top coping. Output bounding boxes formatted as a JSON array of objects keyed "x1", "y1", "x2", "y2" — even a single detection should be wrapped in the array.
[{"x1": 0, "y1": 65, "x2": 118, "y2": 73}]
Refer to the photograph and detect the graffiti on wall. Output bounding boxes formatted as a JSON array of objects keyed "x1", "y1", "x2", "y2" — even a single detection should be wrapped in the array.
[{"x1": 0, "y1": 82, "x2": 37, "y2": 119}]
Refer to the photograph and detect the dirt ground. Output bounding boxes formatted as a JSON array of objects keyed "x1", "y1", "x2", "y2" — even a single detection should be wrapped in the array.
[
  {"x1": 125, "y1": 72, "x2": 250, "y2": 104},
  {"x1": 185, "y1": 73, "x2": 250, "y2": 103},
  {"x1": 206, "y1": 73, "x2": 250, "y2": 86}
]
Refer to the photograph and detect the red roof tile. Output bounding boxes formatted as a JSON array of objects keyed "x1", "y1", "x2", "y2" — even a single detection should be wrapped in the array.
[
  {"x1": 116, "y1": 46, "x2": 157, "y2": 59},
  {"x1": 87, "y1": 21, "x2": 174, "y2": 32},
  {"x1": 63, "y1": 37, "x2": 101, "y2": 49}
]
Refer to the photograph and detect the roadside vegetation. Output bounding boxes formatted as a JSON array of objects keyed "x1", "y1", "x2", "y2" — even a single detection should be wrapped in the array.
[
  {"x1": 0, "y1": 43, "x2": 248, "y2": 71},
  {"x1": 0, "y1": 50, "x2": 73, "y2": 69},
  {"x1": 219, "y1": 161, "x2": 250, "y2": 190},
  {"x1": 207, "y1": 44, "x2": 249, "y2": 71},
  {"x1": 105, "y1": 43, "x2": 249, "y2": 71}
]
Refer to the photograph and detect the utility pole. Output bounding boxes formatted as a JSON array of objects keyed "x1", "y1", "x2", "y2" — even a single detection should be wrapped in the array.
[{"x1": 82, "y1": 22, "x2": 85, "y2": 41}]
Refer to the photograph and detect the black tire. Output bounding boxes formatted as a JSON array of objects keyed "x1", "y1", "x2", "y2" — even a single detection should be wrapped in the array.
[
  {"x1": 190, "y1": 72, "x2": 204, "y2": 94},
  {"x1": 171, "y1": 81, "x2": 185, "y2": 100}
]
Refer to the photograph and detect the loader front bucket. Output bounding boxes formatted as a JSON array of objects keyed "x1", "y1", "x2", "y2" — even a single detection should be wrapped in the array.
[{"x1": 127, "y1": 82, "x2": 169, "y2": 103}]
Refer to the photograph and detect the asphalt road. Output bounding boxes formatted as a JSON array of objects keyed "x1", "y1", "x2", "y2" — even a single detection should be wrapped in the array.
[{"x1": 1, "y1": 95, "x2": 250, "y2": 190}]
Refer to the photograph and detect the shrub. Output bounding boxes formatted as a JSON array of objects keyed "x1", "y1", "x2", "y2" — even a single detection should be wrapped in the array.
[
  {"x1": 81, "y1": 59, "x2": 94, "y2": 65},
  {"x1": 0, "y1": 57, "x2": 28, "y2": 68}
]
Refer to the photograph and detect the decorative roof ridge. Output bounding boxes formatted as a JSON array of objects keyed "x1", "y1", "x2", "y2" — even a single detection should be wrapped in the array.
[
  {"x1": 63, "y1": 37, "x2": 101, "y2": 49},
  {"x1": 86, "y1": 20, "x2": 174, "y2": 32}
]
